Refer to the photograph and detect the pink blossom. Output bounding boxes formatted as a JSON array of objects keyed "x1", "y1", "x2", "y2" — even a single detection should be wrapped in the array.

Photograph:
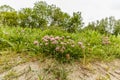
[
  {"x1": 44, "y1": 35, "x2": 49, "y2": 39},
  {"x1": 42, "y1": 35, "x2": 50, "y2": 40},
  {"x1": 33, "y1": 40, "x2": 39, "y2": 45},
  {"x1": 78, "y1": 41, "x2": 85, "y2": 49},
  {"x1": 43, "y1": 39, "x2": 48, "y2": 42},
  {"x1": 55, "y1": 46, "x2": 60, "y2": 51},
  {"x1": 55, "y1": 36, "x2": 60, "y2": 40},
  {"x1": 51, "y1": 40, "x2": 58, "y2": 44},
  {"x1": 78, "y1": 42, "x2": 83, "y2": 46},
  {"x1": 50, "y1": 38, "x2": 55, "y2": 41}
]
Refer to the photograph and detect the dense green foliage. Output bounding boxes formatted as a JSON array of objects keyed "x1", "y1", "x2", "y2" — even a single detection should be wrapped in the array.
[{"x1": 0, "y1": 26, "x2": 120, "y2": 62}]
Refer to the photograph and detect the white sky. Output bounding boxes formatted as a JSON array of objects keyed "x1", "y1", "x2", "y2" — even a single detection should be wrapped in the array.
[{"x1": 0, "y1": 0, "x2": 120, "y2": 24}]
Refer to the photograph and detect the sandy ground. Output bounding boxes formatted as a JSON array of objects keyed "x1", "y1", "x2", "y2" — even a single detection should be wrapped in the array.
[
  {"x1": 0, "y1": 52, "x2": 120, "y2": 80},
  {"x1": 0, "y1": 59, "x2": 120, "y2": 80}
]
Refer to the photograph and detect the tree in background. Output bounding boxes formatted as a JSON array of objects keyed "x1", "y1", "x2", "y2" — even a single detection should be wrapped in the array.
[
  {"x1": 18, "y1": 8, "x2": 33, "y2": 27},
  {"x1": 48, "y1": 4, "x2": 70, "y2": 27},
  {"x1": 85, "y1": 16, "x2": 116, "y2": 35},
  {"x1": 0, "y1": 5, "x2": 15, "y2": 12},
  {"x1": 0, "y1": 1, "x2": 84, "y2": 32},
  {"x1": 84, "y1": 22, "x2": 96, "y2": 31},
  {"x1": 113, "y1": 20, "x2": 120, "y2": 36},
  {"x1": 33, "y1": 1, "x2": 48, "y2": 29},
  {"x1": 67, "y1": 12, "x2": 83, "y2": 33},
  {"x1": 95, "y1": 18, "x2": 108, "y2": 34},
  {"x1": 107, "y1": 16, "x2": 116, "y2": 34},
  {"x1": 0, "y1": 5, "x2": 18, "y2": 26},
  {"x1": 1, "y1": 12, "x2": 18, "y2": 26}
]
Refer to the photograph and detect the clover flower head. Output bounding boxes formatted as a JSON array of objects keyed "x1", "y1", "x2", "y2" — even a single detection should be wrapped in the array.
[
  {"x1": 78, "y1": 42, "x2": 83, "y2": 46},
  {"x1": 50, "y1": 37, "x2": 55, "y2": 41},
  {"x1": 44, "y1": 39, "x2": 48, "y2": 42},
  {"x1": 55, "y1": 46, "x2": 60, "y2": 51},
  {"x1": 34, "y1": 40, "x2": 39, "y2": 45},
  {"x1": 43, "y1": 35, "x2": 50, "y2": 40},
  {"x1": 55, "y1": 36, "x2": 60, "y2": 40},
  {"x1": 51, "y1": 40, "x2": 58, "y2": 44}
]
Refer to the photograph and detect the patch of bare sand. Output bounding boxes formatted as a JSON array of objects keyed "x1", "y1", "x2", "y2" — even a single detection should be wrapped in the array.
[
  {"x1": 0, "y1": 58, "x2": 120, "y2": 80},
  {"x1": 67, "y1": 59, "x2": 120, "y2": 80}
]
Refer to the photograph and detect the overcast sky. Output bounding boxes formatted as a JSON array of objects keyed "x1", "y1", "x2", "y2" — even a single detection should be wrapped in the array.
[{"x1": 0, "y1": 0, "x2": 120, "y2": 24}]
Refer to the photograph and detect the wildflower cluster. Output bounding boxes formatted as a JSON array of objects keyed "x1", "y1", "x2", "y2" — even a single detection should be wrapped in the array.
[
  {"x1": 41, "y1": 35, "x2": 73, "y2": 54},
  {"x1": 33, "y1": 35, "x2": 85, "y2": 60}
]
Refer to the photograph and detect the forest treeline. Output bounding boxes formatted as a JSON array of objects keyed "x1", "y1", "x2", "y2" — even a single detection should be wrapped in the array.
[{"x1": 0, "y1": 1, "x2": 120, "y2": 35}]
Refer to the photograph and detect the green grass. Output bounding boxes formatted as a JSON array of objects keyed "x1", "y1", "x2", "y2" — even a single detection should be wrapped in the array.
[{"x1": 0, "y1": 26, "x2": 120, "y2": 63}]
